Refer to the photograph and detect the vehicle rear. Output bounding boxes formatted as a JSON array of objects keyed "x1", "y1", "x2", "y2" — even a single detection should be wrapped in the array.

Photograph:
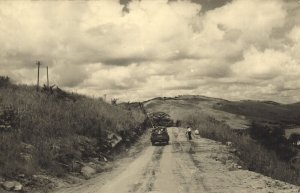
[{"x1": 151, "y1": 127, "x2": 169, "y2": 145}]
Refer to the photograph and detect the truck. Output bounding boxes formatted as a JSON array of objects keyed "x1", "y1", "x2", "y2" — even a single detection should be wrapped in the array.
[{"x1": 151, "y1": 126, "x2": 170, "y2": 146}]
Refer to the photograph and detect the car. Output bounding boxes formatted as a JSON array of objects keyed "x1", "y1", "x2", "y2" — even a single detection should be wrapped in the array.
[{"x1": 151, "y1": 126, "x2": 169, "y2": 145}]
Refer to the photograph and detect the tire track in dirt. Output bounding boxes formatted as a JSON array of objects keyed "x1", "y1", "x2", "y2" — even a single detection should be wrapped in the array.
[
  {"x1": 187, "y1": 140, "x2": 212, "y2": 192},
  {"x1": 128, "y1": 146, "x2": 164, "y2": 193},
  {"x1": 169, "y1": 127, "x2": 210, "y2": 193}
]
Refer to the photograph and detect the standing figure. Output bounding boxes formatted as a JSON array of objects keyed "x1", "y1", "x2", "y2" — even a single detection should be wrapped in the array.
[{"x1": 186, "y1": 127, "x2": 192, "y2": 140}]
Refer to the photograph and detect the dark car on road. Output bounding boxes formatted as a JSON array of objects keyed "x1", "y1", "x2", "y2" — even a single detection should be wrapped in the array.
[{"x1": 151, "y1": 127, "x2": 169, "y2": 145}]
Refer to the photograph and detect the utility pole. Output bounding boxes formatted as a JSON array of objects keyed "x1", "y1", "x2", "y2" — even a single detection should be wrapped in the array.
[
  {"x1": 46, "y1": 66, "x2": 49, "y2": 87},
  {"x1": 36, "y1": 61, "x2": 41, "y2": 91}
]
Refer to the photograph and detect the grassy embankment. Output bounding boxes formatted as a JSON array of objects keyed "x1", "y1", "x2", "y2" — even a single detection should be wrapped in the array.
[
  {"x1": 182, "y1": 112, "x2": 300, "y2": 186},
  {"x1": 0, "y1": 77, "x2": 146, "y2": 179}
]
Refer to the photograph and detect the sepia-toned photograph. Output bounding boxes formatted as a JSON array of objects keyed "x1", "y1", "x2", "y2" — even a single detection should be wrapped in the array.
[{"x1": 0, "y1": 0, "x2": 300, "y2": 192}]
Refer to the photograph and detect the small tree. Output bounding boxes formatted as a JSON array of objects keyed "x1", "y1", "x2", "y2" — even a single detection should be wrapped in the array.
[
  {"x1": 0, "y1": 76, "x2": 10, "y2": 87},
  {"x1": 249, "y1": 122, "x2": 296, "y2": 161},
  {"x1": 175, "y1": 120, "x2": 181, "y2": 127},
  {"x1": 111, "y1": 98, "x2": 118, "y2": 105},
  {"x1": 149, "y1": 112, "x2": 173, "y2": 127}
]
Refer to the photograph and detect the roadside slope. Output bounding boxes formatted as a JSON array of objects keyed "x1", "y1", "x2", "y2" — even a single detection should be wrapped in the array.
[{"x1": 0, "y1": 81, "x2": 146, "y2": 192}]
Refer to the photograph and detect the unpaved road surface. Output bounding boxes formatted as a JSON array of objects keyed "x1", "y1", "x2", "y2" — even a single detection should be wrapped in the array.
[{"x1": 55, "y1": 127, "x2": 300, "y2": 193}]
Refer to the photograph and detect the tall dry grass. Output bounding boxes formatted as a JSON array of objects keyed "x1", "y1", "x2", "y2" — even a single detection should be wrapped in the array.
[
  {"x1": 0, "y1": 82, "x2": 146, "y2": 177},
  {"x1": 182, "y1": 112, "x2": 300, "y2": 185}
]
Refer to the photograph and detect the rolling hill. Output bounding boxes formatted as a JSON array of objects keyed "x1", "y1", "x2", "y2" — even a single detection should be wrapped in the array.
[{"x1": 142, "y1": 95, "x2": 300, "y2": 132}]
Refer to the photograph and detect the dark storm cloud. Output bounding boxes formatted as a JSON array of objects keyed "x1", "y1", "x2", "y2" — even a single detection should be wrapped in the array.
[
  {"x1": 164, "y1": 84, "x2": 199, "y2": 90},
  {"x1": 102, "y1": 57, "x2": 149, "y2": 66},
  {"x1": 169, "y1": 0, "x2": 231, "y2": 11},
  {"x1": 192, "y1": 0, "x2": 232, "y2": 11}
]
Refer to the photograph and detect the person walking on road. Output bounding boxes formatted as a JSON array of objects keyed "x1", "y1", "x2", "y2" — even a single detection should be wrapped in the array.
[{"x1": 186, "y1": 127, "x2": 192, "y2": 140}]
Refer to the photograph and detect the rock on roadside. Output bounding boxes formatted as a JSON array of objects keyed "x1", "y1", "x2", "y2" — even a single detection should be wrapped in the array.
[
  {"x1": 81, "y1": 166, "x2": 96, "y2": 179},
  {"x1": 2, "y1": 181, "x2": 23, "y2": 191}
]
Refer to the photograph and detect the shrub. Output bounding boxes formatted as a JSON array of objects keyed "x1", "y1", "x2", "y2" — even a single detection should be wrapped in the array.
[
  {"x1": 0, "y1": 76, "x2": 10, "y2": 87},
  {"x1": 0, "y1": 131, "x2": 38, "y2": 177},
  {"x1": 175, "y1": 120, "x2": 181, "y2": 127},
  {"x1": 248, "y1": 122, "x2": 297, "y2": 161},
  {"x1": 289, "y1": 133, "x2": 300, "y2": 146},
  {"x1": 148, "y1": 112, "x2": 173, "y2": 127}
]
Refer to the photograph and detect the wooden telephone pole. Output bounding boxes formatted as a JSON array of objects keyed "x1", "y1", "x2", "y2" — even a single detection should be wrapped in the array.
[
  {"x1": 46, "y1": 66, "x2": 49, "y2": 87},
  {"x1": 36, "y1": 61, "x2": 41, "y2": 91}
]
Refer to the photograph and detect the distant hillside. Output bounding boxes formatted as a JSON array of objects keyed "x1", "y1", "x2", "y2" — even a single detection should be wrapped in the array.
[
  {"x1": 142, "y1": 95, "x2": 300, "y2": 130},
  {"x1": 142, "y1": 95, "x2": 248, "y2": 129},
  {"x1": 215, "y1": 100, "x2": 300, "y2": 127}
]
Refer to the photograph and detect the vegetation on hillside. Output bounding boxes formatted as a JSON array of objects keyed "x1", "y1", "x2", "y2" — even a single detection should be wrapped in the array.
[
  {"x1": 121, "y1": 102, "x2": 174, "y2": 128},
  {"x1": 215, "y1": 100, "x2": 300, "y2": 126},
  {"x1": 182, "y1": 112, "x2": 300, "y2": 186},
  {"x1": 0, "y1": 77, "x2": 146, "y2": 179},
  {"x1": 147, "y1": 112, "x2": 173, "y2": 127},
  {"x1": 248, "y1": 122, "x2": 298, "y2": 161}
]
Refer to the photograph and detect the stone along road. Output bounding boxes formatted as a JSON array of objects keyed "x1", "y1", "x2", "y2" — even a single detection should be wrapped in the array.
[{"x1": 55, "y1": 127, "x2": 300, "y2": 193}]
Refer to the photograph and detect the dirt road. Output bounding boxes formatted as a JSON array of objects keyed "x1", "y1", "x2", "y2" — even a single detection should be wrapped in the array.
[{"x1": 55, "y1": 127, "x2": 300, "y2": 193}]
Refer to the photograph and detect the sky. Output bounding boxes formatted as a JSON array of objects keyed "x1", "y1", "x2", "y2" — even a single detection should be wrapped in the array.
[{"x1": 0, "y1": 0, "x2": 300, "y2": 103}]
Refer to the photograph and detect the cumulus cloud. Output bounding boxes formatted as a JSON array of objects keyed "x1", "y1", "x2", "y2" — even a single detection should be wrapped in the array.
[
  {"x1": 1, "y1": 0, "x2": 300, "y2": 102},
  {"x1": 231, "y1": 47, "x2": 298, "y2": 80}
]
